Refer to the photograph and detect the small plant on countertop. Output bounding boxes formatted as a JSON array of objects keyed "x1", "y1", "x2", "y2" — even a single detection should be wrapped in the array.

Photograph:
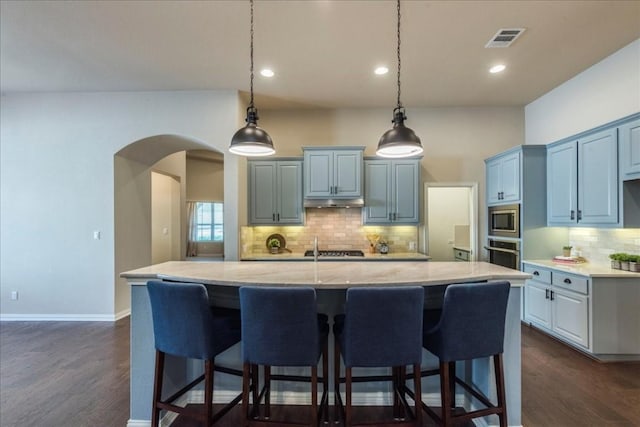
[
  {"x1": 562, "y1": 246, "x2": 572, "y2": 257},
  {"x1": 267, "y1": 238, "x2": 281, "y2": 253}
]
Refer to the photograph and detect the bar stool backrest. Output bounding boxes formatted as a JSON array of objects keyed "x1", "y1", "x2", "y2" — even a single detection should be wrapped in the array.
[
  {"x1": 240, "y1": 286, "x2": 321, "y2": 366},
  {"x1": 341, "y1": 286, "x2": 424, "y2": 367},
  {"x1": 147, "y1": 281, "x2": 221, "y2": 360},
  {"x1": 425, "y1": 281, "x2": 511, "y2": 362}
]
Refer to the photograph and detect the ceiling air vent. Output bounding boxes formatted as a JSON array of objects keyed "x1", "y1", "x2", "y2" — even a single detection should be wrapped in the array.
[{"x1": 485, "y1": 28, "x2": 525, "y2": 48}]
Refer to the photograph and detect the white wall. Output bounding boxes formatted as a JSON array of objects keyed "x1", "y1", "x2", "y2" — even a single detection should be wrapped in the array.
[
  {"x1": 0, "y1": 90, "x2": 240, "y2": 319},
  {"x1": 525, "y1": 39, "x2": 640, "y2": 145},
  {"x1": 151, "y1": 171, "x2": 181, "y2": 264}
]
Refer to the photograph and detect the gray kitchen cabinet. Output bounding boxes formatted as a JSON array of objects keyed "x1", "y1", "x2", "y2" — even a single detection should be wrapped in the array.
[
  {"x1": 523, "y1": 264, "x2": 589, "y2": 349},
  {"x1": 619, "y1": 117, "x2": 640, "y2": 180},
  {"x1": 547, "y1": 127, "x2": 618, "y2": 226},
  {"x1": 303, "y1": 147, "x2": 363, "y2": 198},
  {"x1": 363, "y1": 158, "x2": 420, "y2": 224},
  {"x1": 485, "y1": 151, "x2": 520, "y2": 205},
  {"x1": 248, "y1": 160, "x2": 303, "y2": 225}
]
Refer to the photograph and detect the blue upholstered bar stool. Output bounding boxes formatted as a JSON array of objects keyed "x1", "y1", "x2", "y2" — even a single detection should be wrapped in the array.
[
  {"x1": 146, "y1": 280, "x2": 242, "y2": 427},
  {"x1": 334, "y1": 286, "x2": 424, "y2": 427},
  {"x1": 239, "y1": 286, "x2": 330, "y2": 427},
  {"x1": 421, "y1": 281, "x2": 510, "y2": 427}
]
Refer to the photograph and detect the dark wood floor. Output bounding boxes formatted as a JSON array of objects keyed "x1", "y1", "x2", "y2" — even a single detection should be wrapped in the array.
[{"x1": 1, "y1": 318, "x2": 638, "y2": 426}]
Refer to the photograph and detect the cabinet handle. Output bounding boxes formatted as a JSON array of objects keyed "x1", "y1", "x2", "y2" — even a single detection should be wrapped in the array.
[
  {"x1": 577, "y1": 210, "x2": 582, "y2": 221},
  {"x1": 550, "y1": 290, "x2": 555, "y2": 301},
  {"x1": 570, "y1": 210, "x2": 575, "y2": 220},
  {"x1": 388, "y1": 213, "x2": 392, "y2": 221},
  {"x1": 277, "y1": 213, "x2": 280, "y2": 221},
  {"x1": 393, "y1": 213, "x2": 397, "y2": 220},
  {"x1": 563, "y1": 278, "x2": 571, "y2": 284},
  {"x1": 272, "y1": 213, "x2": 276, "y2": 221},
  {"x1": 333, "y1": 185, "x2": 338, "y2": 194},
  {"x1": 533, "y1": 271, "x2": 540, "y2": 276},
  {"x1": 545, "y1": 289, "x2": 549, "y2": 299}
]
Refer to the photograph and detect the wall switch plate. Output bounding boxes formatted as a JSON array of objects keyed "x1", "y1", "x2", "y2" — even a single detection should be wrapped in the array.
[
  {"x1": 11, "y1": 291, "x2": 18, "y2": 300},
  {"x1": 93, "y1": 231, "x2": 101, "y2": 240}
]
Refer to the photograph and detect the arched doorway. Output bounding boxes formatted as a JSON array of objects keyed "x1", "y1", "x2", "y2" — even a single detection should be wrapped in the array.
[{"x1": 114, "y1": 134, "x2": 225, "y2": 317}]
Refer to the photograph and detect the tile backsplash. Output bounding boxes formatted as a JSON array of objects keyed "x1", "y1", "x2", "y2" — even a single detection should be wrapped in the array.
[
  {"x1": 241, "y1": 208, "x2": 419, "y2": 257},
  {"x1": 569, "y1": 228, "x2": 640, "y2": 264}
]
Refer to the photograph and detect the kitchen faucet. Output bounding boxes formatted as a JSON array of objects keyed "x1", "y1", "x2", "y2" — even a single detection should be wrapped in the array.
[{"x1": 313, "y1": 236, "x2": 319, "y2": 261}]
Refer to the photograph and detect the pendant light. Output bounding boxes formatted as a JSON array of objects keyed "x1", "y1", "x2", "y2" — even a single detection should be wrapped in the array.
[
  {"x1": 376, "y1": 0, "x2": 423, "y2": 158},
  {"x1": 230, "y1": 0, "x2": 275, "y2": 156}
]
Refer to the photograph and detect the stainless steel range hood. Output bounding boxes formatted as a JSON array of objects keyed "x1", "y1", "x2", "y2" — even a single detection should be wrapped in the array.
[{"x1": 303, "y1": 198, "x2": 365, "y2": 208}]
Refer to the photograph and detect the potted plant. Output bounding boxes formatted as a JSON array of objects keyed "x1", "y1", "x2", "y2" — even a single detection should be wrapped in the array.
[
  {"x1": 562, "y1": 246, "x2": 572, "y2": 257},
  {"x1": 609, "y1": 253, "x2": 622, "y2": 270},
  {"x1": 267, "y1": 238, "x2": 281, "y2": 254},
  {"x1": 629, "y1": 254, "x2": 640, "y2": 272},
  {"x1": 619, "y1": 253, "x2": 631, "y2": 271}
]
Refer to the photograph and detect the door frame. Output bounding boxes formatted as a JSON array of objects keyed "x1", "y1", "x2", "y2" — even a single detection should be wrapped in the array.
[{"x1": 422, "y1": 182, "x2": 478, "y2": 261}]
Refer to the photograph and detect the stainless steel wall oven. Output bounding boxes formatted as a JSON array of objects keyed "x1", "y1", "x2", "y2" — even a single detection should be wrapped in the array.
[{"x1": 485, "y1": 239, "x2": 520, "y2": 270}]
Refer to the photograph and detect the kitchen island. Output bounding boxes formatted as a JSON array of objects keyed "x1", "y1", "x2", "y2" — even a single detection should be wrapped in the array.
[{"x1": 122, "y1": 261, "x2": 530, "y2": 427}]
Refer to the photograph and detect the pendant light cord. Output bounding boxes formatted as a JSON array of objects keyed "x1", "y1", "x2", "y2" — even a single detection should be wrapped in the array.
[
  {"x1": 396, "y1": 0, "x2": 402, "y2": 109},
  {"x1": 249, "y1": 0, "x2": 255, "y2": 109}
]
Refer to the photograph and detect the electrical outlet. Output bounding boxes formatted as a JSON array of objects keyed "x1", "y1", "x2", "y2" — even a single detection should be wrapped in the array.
[
  {"x1": 409, "y1": 241, "x2": 416, "y2": 250},
  {"x1": 11, "y1": 291, "x2": 18, "y2": 301}
]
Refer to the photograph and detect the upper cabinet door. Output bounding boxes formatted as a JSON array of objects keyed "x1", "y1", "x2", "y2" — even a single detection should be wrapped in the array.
[
  {"x1": 500, "y1": 152, "x2": 521, "y2": 203},
  {"x1": 392, "y1": 160, "x2": 420, "y2": 223},
  {"x1": 276, "y1": 161, "x2": 304, "y2": 224},
  {"x1": 363, "y1": 161, "x2": 392, "y2": 223},
  {"x1": 304, "y1": 151, "x2": 333, "y2": 197},
  {"x1": 547, "y1": 141, "x2": 578, "y2": 225},
  {"x1": 486, "y1": 160, "x2": 502, "y2": 205},
  {"x1": 249, "y1": 161, "x2": 277, "y2": 224},
  {"x1": 334, "y1": 150, "x2": 363, "y2": 197},
  {"x1": 620, "y1": 118, "x2": 640, "y2": 181},
  {"x1": 578, "y1": 128, "x2": 618, "y2": 224},
  {"x1": 485, "y1": 151, "x2": 521, "y2": 206},
  {"x1": 304, "y1": 148, "x2": 363, "y2": 198}
]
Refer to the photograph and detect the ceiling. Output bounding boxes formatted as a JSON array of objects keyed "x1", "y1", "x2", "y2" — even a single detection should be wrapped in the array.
[{"x1": 1, "y1": 0, "x2": 639, "y2": 109}]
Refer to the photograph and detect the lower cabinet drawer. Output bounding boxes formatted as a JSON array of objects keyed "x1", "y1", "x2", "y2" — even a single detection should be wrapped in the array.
[
  {"x1": 552, "y1": 272, "x2": 588, "y2": 295},
  {"x1": 523, "y1": 264, "x2": 551, "y2": 284},
  {"x1": 454, "y1": 249, "x2": 470, "y2": 261}
]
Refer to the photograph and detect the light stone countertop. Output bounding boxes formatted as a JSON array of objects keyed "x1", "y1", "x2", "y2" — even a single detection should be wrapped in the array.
[
  {"x1": 121, "y1": 260, "x2": 529, "y2": 289},
  {"x1": 523, "y1": 259, "x2": 640, "y2": 278},
  {"x1": 241, "y1": 251, "x2": 432, "y2": 261}
]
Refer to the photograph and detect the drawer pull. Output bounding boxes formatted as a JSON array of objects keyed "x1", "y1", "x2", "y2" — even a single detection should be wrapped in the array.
[
  {"x1": 550, "y1": 290, "x2": 555, "y2": 301},
  {"x1": 564, "y1": 278, "x2": 572, "y2": 284},
  {"x1": 533, "y1": 271, "x2": 540, "y2": 276},
  {"x1": 545, "y1": 289, "x2": 549, "y2": 299}
]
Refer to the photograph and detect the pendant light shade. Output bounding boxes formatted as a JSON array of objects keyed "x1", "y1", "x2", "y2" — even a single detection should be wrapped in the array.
[
  {"x1": 229, "y1": 0, "x2": 275, "y2": 157},
  {"x1": 230, "y1": 106, "x2": 275, "y2": 156},
  {"x1": 376, "y1": 0, "x2": 423, "y2": 158},
  {"x1": 377, "y1": 107, "x2": 423, "y2": 158}
]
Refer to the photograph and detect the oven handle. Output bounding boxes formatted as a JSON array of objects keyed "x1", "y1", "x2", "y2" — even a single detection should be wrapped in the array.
[{"x1": 483, "y1": 246, "x2": 520, "y2": 256}]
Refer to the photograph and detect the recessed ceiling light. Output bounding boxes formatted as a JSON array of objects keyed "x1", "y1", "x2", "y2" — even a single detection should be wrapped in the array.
[
  {"x1": 374, "y1": 66, "x2": 389, "y2": 75},
  {"x1": 260, "y1": 69, "x2": 275, "y2": 77},
  {"x1": 489, "y1": 64, "x2": 506, "y2": 74}
]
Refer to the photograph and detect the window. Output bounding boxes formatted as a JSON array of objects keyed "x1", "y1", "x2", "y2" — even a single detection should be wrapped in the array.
[{"x1": 195, "y1": 202, "x2": 223, "y2": 242}]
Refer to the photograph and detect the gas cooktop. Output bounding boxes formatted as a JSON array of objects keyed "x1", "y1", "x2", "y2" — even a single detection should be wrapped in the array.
[{"x1": 304, "y1": 250, "x2": 365, "y2": 257}]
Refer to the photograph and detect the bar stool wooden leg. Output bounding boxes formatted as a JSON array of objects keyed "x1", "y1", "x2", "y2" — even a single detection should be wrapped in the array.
[
  {"x1": 334, "y1": 340, "x2": 341, "y2": 420},
  {"x1": 346, "y1": 367, "x2": 353, "y2": 427},
  {"x1": 264, "y1": 365, "x2": 271, "y2": 419},
  {"x1": 311, "y1": 365, "x2": 318, "y2": 427},
  {"x1": 242, "y1": 362, "x2": 251, "y2": 426},
  {"x1": 204, "y1": 360, "x2": 214, "y2": 425},
  {"x1": 322, "y1": 341, "x2": 329, "y2": 423},
  {"x1": 449, "y1": 361, "x2": 456, "y2": 409},
  {"x1": 440, "y1": 361, "x2": 452, "y2": 426},
  {"x1": 413, "y1": 363, "x2": 422, "y2": 427},
  {"x1": 495, "y1": 354, "x2": 508, "y2": 427}
]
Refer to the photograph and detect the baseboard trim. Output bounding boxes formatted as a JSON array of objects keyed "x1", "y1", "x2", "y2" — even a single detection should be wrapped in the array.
[{"x1": 0, "y1": 312, "x2": 130, "y2": 322}]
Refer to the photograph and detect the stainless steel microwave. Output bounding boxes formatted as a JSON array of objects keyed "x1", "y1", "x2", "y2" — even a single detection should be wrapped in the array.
[{"x1": 488, "y1": 204, "x2": 520, "y2": 238}]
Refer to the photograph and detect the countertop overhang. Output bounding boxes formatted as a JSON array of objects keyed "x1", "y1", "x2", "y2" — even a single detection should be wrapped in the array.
[{"x1": 121, "y1": 261, "x2": 529, "y2": 289}]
